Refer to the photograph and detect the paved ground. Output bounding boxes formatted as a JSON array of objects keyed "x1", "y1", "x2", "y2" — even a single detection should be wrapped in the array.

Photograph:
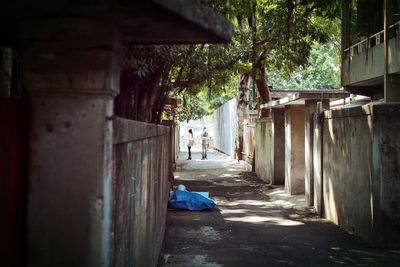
[{"x1": 158, "y1": 151, "x2": 400, "y2": 267}]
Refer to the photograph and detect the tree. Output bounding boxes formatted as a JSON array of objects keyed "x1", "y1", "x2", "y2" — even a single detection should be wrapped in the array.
[{"x1": 115, "y1": 0, "x2": 341, "y2": 126}]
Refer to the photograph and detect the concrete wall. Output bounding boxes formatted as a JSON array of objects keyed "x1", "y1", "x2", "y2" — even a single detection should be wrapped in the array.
[
  {"x1": 372, "y1": 103, "x2": 400, "y2": 246},
  {"x1": 285, "y1": 105, "x2": 305, "y2": 195},
  {"x1": 320, "y1": 103, "x2": 400, "y2": 247},
  {"x1": 113, "y1": 117, "x2": 172, "y2": 267},
  {"x1": 213, "y1": 98, "x2": 237, "y2": 156},
  {"x1": 255, "y1": 118, "x2": 274, "y2": 183},
  {"x1": 322, "y1": 106, "x2": 373, "y2": 240}
]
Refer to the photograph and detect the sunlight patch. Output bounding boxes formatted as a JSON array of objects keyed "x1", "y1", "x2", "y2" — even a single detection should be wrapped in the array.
[
  {"x1": 220, "y1": 208, "x2": 250, "y2": 214},
  {"x1": 224, "y1": 215, "x2": 304, "y2": 226}
]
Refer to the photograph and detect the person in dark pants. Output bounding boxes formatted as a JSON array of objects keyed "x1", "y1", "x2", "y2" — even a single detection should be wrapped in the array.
[
  {"x1": 201, "y1": 127, "x2": 210, "y2": 160},
  {"x1": 187, "y1": 129, "x2": 194, "y2": 160}
]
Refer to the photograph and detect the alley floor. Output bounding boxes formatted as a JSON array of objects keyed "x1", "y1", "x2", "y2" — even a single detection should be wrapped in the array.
[{"x1": 158, "y1": 150, "x2": 400, "y2": 267}]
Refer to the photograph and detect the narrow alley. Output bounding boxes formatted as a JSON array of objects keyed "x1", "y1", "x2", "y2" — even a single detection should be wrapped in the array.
[{"x1": 159, "y1": 150, "x2": 400, "y2": 267}]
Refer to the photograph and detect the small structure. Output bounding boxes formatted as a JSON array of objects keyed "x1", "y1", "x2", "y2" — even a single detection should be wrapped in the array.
[
  {"x1": 322, "y1": 0, "x2": 400, "y2": 247},
  {"x1": 258, "y1": 90, "x2": 349, "y2": 198}
]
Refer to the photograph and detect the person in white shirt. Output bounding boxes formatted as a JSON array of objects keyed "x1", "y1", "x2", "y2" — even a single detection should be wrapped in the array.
[{"x1": 187, "y1": 129, "x2": 194, "y2": 160}]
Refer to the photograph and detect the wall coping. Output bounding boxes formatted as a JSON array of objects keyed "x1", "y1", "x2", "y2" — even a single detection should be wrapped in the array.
[
  {"x1": 324, "y1": 104, "x2": 372, "y2": 119},
  {"x1": 113, "y1": 116, "x2": 170, "y2": 144},
  {"x1": 261, "y1": 91, "x2": 350, "y2": 109},
  {"x1": 255, "y1": 118, "x2": 273, "y2": 123}
]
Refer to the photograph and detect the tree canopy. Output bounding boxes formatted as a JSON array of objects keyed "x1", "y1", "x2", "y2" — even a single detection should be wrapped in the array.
[{"x1": 115, "y1": 0, "x2": 341, "y2": 123}]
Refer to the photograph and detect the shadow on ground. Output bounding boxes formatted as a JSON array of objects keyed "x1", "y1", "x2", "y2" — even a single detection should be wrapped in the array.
[{"x1": 158, "y1": 151, "x2": 400, "y2": 267}]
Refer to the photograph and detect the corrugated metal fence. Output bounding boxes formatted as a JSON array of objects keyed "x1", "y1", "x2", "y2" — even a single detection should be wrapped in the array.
[{"x1": 213, "y1": 98, "x2": 237, "y2": 157}]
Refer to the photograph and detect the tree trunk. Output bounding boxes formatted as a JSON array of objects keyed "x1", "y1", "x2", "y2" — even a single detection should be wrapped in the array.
[
  {"x1": 235, "y1": 72, "x2": 250, "y2": 160},
  {"x1": 256, "y1": 64, "x2": 272, "y2": 118}
]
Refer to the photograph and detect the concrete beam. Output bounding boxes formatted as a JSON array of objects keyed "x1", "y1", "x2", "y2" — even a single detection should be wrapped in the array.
[
  {"x1": 0, "y1": 0, "x2": 233, "y2": 46},
  {"x1": 261, "y1": 91, "x2": 350, "y2": 109}
]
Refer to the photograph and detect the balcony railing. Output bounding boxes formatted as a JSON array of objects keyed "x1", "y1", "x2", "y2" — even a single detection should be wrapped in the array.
[{"x1": 344, "y1": 21, "x2": 400, "y2": 57}]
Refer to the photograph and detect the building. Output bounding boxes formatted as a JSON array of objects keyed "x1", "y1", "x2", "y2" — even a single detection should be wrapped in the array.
[{"x1": 0, "y1": 1, "x2": 232, "y2": 266}]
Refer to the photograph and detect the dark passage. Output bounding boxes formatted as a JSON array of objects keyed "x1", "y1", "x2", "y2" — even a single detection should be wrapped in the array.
[{"x1": 159, "y1": 151, "x2": 400, "y2": 267}]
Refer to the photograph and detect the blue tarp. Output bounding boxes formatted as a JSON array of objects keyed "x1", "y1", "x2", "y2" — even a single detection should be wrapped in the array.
[{"x1": 168, "y1": 185, "x2": 216, "y2": 211}]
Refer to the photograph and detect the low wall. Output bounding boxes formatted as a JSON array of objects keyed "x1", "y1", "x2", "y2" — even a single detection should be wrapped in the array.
[
  {"x1": 255, "y1": 118, "x2": 274, "y2": 183},
  {"x1": 112, "y1": 117, "x2": 172, "y2": 266},
  {"x1": 320, "y1": 103, "x2": 400, "y2": 247},
  {"x1": 213, "y1": 98, "x2": 237, "y2": 156}
]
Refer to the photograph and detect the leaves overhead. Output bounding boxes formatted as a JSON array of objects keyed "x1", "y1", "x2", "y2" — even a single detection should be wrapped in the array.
[{"x1": 119, "y1": 0, "x2": 341, "y2": 123}]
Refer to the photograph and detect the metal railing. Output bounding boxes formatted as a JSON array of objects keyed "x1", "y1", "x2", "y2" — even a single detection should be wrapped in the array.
[{"x1": 344, "y1": 21, "x2": 400, "y2": 57}]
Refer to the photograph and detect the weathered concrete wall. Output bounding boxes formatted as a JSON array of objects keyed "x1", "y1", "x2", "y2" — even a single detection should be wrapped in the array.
[
  {"x1": 323, "y1": 106, "x2": 373, "y2": 241},
  {"x1": 371, "y1": 103, "x2": 400, "y2": 247},
  {"x1": 113, "y1": 117, "x2": 171, "y2": 267},
  {"x1": 213, "y1": 98, "x2": 237, "y2": 156},
  {"x1": 273, "y1": 108, "x2": 285, "y2": 185},
  {"x1": 285, "y1": 105, "x2": 305, "y2": 195},
  {"x1": 255, "y1": 118, "x2": 274, "y2": 183},
  {"x1": 320, "y1": 103, "x2": 400, "y2": 247}
]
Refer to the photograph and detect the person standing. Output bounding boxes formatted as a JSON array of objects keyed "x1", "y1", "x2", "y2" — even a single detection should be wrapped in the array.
[
  {"x1": 187, "y1": 129, "x2": 194, "y2": 160},
  {"x1": 201, "y1": 127, "x2": 210, "y2": 160}
]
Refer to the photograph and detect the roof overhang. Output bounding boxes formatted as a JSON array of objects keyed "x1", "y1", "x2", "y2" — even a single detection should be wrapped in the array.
[
  {"x1": 0, "y1": 0, "x2": 233, "y2": 46},
  {"x1": 261, "y1": 90, "x2": 350, "y2": 109}
]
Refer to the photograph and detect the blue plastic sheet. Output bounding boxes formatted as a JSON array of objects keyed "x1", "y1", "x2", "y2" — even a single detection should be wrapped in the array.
[{"x1": 168, "y1": 185, "x2": 216, "y2": 211}]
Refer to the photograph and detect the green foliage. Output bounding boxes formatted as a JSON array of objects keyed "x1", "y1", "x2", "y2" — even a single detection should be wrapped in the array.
[
  {"x1": 175, "y1": 75, "x2": 237, "y2": 122},
  {"x1": 269, "y1": 41, "x2": 341, "y2": 89},
  {"x1": 176, "y1": 94, "x2": 210, "y2": 123},
  {"x1": 121, "y1": 0, "x2": 342, "y2": 122}
]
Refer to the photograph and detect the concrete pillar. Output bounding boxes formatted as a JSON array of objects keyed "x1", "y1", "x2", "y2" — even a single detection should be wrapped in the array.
[
  {"x1": 285, "y1": 105, "x2": 305, "y2": 195},
  {"x1": 305, "y1": 100, "x2": 317, "y2": 206},
  {"x1": 305, "y1": 100, "x2": 329, "y2": 206},
  {"x1": 21, "y1": 19, "x2": 121, "y2": 267},
  {"x1": 313, "y1": 113, "x2": 323, "y2": 215},
  {"x1": 272, "y1": 108, "x2": 285, "y2": 185}
]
